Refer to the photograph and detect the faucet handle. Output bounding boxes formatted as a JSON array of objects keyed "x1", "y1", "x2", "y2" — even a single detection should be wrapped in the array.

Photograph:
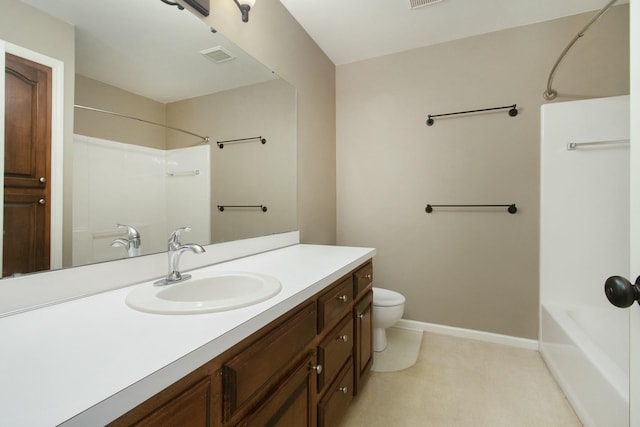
[
  {"x1": 117, "y1": 224, "x2": 140, "y2": 239},
  {"x1": 110, "y1": 238, "x2": 130, "y2": 249},
  {"x1": 168, "y1": 226, "x2": 192, "y2": 246}
]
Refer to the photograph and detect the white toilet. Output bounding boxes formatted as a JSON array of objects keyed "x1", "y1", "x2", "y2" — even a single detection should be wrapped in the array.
[{"x1": 372, "y1": 287, "x2": 406, "y2": 352}]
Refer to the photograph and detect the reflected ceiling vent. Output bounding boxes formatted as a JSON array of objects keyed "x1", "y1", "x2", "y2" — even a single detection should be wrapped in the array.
[
  {"x1": 200, "y1": 46, "x2": 235, "y2": 64},
  {"x1": 409, "y1": 0, "x2": 443, "y2": 9}
]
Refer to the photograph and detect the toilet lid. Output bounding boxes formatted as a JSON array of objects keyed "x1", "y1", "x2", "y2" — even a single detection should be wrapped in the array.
[{"x1": 373, "y1": 287, "x2": 406, "y2": 307}]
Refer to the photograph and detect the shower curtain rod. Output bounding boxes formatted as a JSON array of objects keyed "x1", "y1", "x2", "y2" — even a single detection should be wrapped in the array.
[
  {"x1": 543, "y1": 0, "x2": 618, "y2": 100},
  {"x1": 74, "y1": 105, "x2": 210, "y2": 144}
]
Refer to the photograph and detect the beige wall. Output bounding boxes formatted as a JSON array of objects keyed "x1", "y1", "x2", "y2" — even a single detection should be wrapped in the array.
[
  {"x1": 75, "y1": 75, "x2": 167, "y2": 150},
  {"x1": 202, "y1": 0, "x2": 337, "y2": 244},
  {"x1": 166, "y1": 79, "x2": 297, "y2": 242},
  {"x1": 336, "y1": 6, "x2": 629, "y2": 339}
]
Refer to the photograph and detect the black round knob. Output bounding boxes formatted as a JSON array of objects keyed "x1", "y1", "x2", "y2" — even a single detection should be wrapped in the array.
[{"x1": 604, "y1": 275, "x2": 639, "y2": 308}]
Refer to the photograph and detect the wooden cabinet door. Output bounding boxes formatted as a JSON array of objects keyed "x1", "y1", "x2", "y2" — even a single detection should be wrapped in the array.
[
  {"x1": 239, "y1": 352, "x2": 317, "y2": 427},
  {"x1": 4, "y1": 53, "x2": 51, "y2": 276},
  {"x1": 354, "y1": 290, "x2": 373, "y2": 395},
  {"x1": 223, "y1": 303, "x2": 317, "y2": 421},
  {"x1": 135, "y1": 377, "x2": 212, "y2": 427}
]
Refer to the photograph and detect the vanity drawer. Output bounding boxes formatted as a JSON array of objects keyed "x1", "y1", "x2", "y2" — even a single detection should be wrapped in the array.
[
  {"x1": 354, "y1": 262, "x2": 373, "y2": 296},
  {"x1": 318, "y1": 359, "x2": 354, "y2": 427},
  {"x1": 318, "y1": 276, "x2": 353, "y2": 333},
  {"x1": 222, "y1": 302, "x2": 317, "y2": 421},
  {"x1": 317, "y1": 314, "x2": 353, "y2": 392}
]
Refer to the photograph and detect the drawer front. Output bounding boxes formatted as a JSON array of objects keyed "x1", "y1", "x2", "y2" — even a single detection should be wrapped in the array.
[
  {"x1": 317, "y1": 314, "x2": 353, "y2": 392},
  {"x1": 318, "y1": 276, "x2": 353, "y2": 333},
  {"x1": 318, "y1": 359, "x2": 354, "y2": 427},
  {"x1": 353, "y1": 262, "x2": 373, "y2": 296},
  {"x1": 223, "y1": 302, "x2": 317, "y2": 420}
]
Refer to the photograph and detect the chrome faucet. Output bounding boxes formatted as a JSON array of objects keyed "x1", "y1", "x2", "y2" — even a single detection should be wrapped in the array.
[
  {"x1": 155, "y1": 226, "x2": 205, "y2": 286},
  {"x1": 111, "y1": 224, "x2": 141, "y2": 257}
]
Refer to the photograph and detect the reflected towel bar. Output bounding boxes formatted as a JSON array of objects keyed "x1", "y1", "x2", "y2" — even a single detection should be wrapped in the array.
[
  {"x1": 216, "y1": 136, "x2": 266, "y2": 149},
  {"x1": 167, "y1": 170, "x2": 200, "y2": 177},
  {"x1": 217, "y1": 205, "x2": 268, "y2": 212},
  {"x1": 425, "y1": 204, "x2": 517, "y2": 214},
  {"x1": 567, "y1": 140, "x2": 629, "y2": 150},
  {"x1": 426, "y1": 104, "x2": 518, "y2": 126}
]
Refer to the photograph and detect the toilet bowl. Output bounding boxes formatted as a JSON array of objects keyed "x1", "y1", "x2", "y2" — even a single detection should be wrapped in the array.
[{"x1": 372, "y1": 287, "x2": 406, "y2": 352}]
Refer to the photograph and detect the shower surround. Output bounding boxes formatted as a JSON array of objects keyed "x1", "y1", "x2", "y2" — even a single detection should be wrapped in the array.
[
  {"x1": 72, "y1": 135, "x2": 210, "y2": 266},
  {"x1": 539, "y1": 95, "x2": 630, "y2": 427}
]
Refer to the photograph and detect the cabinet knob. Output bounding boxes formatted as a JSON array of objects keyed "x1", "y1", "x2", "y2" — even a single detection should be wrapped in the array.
[
  {"x1": 357, "y1": 313, "x2": 365, "y2": 319},
  {"x1": 309, "y1": 363, "x2": 323, "y2": 375},
  {"x1": 38, "y1": 198, "x2": 45, "y2": 205},
  {"x1": 337, "y1": 295, "x2": 348, "y2": 302},
  {"x1": 39, "y1": 177, "x2": 46, "y2": 184},
  {"x1": 338, "y1": 386, "x2": 349, "y2": 394},
  {"x1": 363, "y1": 273, "x2": 372, "y2": 280},
  {"x1": 338, "y1": 335, "x2": 349, "y2": 342}
]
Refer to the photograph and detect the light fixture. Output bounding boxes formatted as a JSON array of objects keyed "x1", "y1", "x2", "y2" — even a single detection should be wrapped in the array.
[{"x1": 233, "y1": 0, "x2": 256, "y2": 23}]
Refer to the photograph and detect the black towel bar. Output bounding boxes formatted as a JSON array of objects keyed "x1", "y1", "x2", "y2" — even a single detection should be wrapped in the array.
[
  {"x1": 425, "y1": 204, "x2": 517, "y2": 214},
  {"x1": 426, "y1": 104, "x2": 518, "y2": 126},
  {"x1": 217, "y1": 205, "x2": 268, "y2": 212},
  {"x1": 216, "y1": 136, "x2": 266, "y2": 149}
]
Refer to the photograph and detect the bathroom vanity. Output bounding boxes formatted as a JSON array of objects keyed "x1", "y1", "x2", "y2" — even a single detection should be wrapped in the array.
[
  {"x1": 0, "y1": 244, "x2": 375, "y2": 426},
  {"x1": 111, "y1": 258, "x2": 373, "y2": 426}
]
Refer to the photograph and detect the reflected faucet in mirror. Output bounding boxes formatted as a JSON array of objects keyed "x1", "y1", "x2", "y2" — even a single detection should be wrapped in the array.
[
  {"x1": 155, "y1": 227, "x2": 205, "y2": 286},
  {"x1": 110, "y1": 224, "x2": 142, "y2": 258}
]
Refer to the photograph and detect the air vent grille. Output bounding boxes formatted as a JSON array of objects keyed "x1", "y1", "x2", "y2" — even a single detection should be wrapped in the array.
[
  {"x1": 200, "y1": 46, "x2": 235, "y2": 63},
  {"x1": 409, "y1": 0, "x2": 443, "y2": 9}
]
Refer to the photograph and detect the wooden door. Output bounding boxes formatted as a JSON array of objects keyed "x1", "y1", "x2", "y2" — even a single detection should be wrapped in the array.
[{"x1": 3, "y1": 53, "x2": 51, "y2": 276}]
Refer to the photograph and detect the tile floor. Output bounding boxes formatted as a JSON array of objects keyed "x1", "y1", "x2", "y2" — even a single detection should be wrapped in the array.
[{"x1": 341, "y1": 330, "x2": 582, "y2": 427}]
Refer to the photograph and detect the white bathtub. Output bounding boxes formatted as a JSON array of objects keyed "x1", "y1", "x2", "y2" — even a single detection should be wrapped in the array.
[{"x1": 540, "y1": 303, "x2": 629, "y2": 427}]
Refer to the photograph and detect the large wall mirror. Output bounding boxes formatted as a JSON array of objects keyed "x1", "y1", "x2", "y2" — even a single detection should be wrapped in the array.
[{"x1": 1, "y1": 0, "x2": 297, "y2": 278}]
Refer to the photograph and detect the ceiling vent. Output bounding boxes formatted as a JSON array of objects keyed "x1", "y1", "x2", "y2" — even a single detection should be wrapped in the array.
[
  {"x1": 409, "y1": 0, "x2": 443, "y2": 9},
  {"x1": 200, "y1": 46, "x2": 235, "y2": 64}
]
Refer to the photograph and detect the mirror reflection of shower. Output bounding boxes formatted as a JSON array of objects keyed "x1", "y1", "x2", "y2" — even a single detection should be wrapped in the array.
[{"x1": 72, "y1": 136, "x2": 210, "y2": 266}]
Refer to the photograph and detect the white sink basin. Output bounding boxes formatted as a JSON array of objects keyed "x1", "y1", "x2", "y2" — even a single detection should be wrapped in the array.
[{"x1": 126, "y1": 271, "x2": 282, "y2": 314}]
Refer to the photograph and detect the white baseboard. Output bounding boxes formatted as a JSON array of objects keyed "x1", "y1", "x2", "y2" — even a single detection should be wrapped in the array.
[{"x1": 394, "y1": 319, "x2": 539, "y2": 351}]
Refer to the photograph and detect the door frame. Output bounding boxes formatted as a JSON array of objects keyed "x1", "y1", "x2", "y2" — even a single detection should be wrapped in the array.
[
  {"x1": 0, "y1": 41, "x2": 64, "y2": 271},
  {"x1": 629, "y1": 2, "x2": 638, "y2": 425}
]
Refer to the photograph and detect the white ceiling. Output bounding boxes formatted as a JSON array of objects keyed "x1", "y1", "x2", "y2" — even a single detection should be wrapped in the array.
[
  {"x1": 19, "y1": 0, "x2": 277, "y2": 103},
  {"x1": 278, "y1": 0, "x2": 627, "y2": 65}
]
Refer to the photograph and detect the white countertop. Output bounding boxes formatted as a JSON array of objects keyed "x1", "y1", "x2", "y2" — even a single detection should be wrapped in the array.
[{"x1": 0, "y1": 244, "x2": 375, "y2": 426}]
